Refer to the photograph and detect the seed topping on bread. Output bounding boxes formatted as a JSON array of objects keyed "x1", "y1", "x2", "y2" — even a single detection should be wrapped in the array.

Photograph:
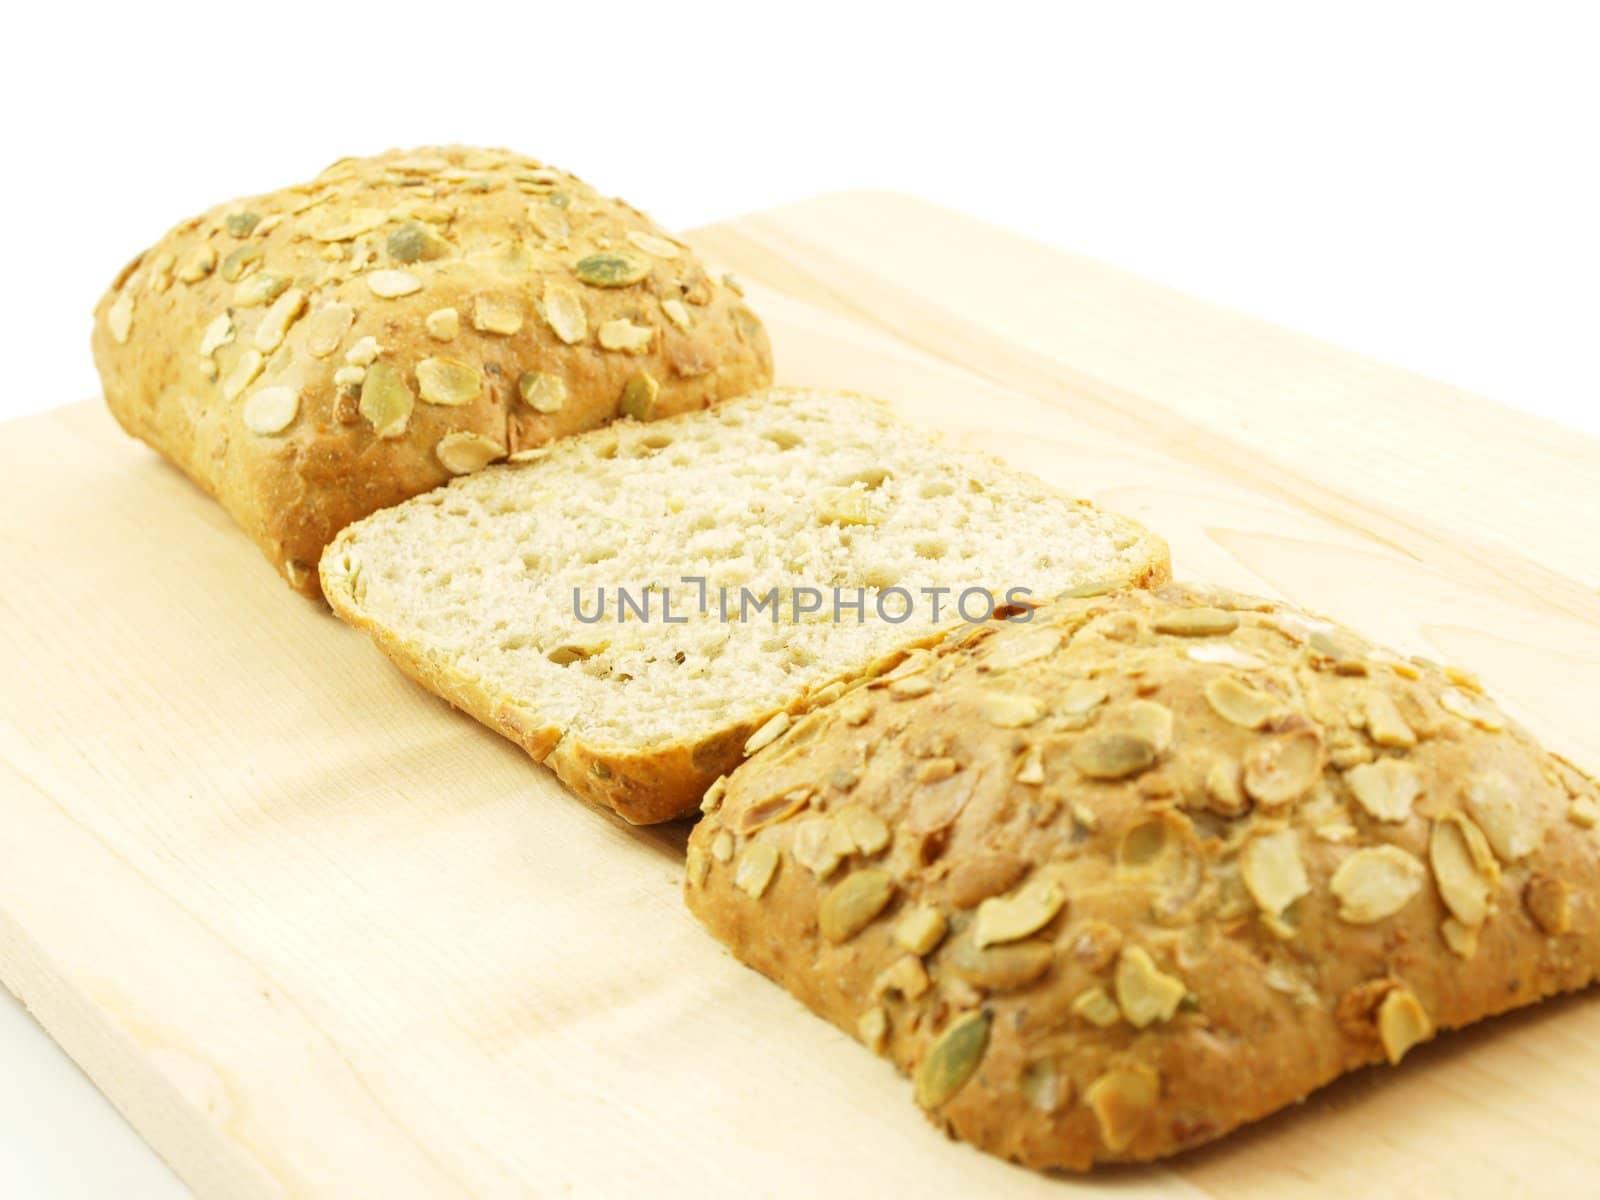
[{"x1": 686, "y1": 584, "x2": 1600, "y2": 1169}]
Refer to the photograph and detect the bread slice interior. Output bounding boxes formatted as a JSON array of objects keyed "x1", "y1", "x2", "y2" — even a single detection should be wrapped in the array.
[{"x1": 321, "y1": 389, "x2": 1169, "y2": 821}]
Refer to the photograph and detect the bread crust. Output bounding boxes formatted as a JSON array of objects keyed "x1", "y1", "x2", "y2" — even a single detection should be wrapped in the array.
[
  {"x1": 91, "y1": 145, "x2": 773, "y2": 598},
  {"x1": 685, "y1": 584, "x2": 1600, "y2": 1169}
]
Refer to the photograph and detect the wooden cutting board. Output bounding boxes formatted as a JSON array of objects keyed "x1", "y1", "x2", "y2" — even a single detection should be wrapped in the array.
[{"x1": 3, "y1": 193, "x2": 1598, "y2": 1199}]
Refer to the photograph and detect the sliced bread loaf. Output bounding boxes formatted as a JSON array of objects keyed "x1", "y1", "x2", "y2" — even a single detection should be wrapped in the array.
[{"x1": 320, "y1": 389, "x2": 1168, "y2": 822}]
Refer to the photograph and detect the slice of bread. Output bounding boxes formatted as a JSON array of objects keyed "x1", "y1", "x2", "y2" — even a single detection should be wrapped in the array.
[{"x1": 321, "y1": 389, "x2": 1169, "y2": 822}]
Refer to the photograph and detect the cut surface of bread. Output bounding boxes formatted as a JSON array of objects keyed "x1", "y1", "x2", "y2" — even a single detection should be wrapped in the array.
[{"x1": 321, "y1": 389, "x2": 1168, "y2": 821}]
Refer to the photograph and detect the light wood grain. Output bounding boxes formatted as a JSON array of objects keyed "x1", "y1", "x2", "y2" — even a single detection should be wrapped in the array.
[{"x1": 1, "y1": 194, "x2": 1597, "y2": 1198}]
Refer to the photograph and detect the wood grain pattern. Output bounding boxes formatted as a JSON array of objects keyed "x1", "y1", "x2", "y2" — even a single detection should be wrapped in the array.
[{"x1": 1, "y1": 193, "x2": 1596, "y2": 1197}]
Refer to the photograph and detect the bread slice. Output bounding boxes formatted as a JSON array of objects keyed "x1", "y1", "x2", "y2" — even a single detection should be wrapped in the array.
[{"x1": 321, "y1": 389, "x2": 1168, "y2": 822}]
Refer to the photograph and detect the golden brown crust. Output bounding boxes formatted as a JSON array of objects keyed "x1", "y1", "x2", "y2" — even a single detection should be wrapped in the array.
[
  {"x1": 685, "y1": 584, "x2": 1600, "y2": 1169},
  {"x1": 91, "y1": 145, "x2": 773, "y2": 597}
]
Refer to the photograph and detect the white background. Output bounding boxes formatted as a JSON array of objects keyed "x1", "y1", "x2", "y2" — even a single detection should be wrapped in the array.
[{"x1": 2, "y1": 2, "x2": 1596, "y2": 1195}]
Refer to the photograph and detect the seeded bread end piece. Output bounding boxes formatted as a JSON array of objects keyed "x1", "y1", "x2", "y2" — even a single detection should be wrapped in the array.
[{"x1": 687, "y1": 584, "x2": 1600, "y2": 1167}]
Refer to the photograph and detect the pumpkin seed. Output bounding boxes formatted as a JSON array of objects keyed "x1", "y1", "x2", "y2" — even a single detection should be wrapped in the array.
[
  {"x1": 425, "y1": 307, "x2": 460, "y2": 341},
  {"x1": 1204, "y1": 758, "x2": 1248, "y2": 815},
  {"x1": 857, "y1": 1006, "x2": 889, "y2": 1054},
  {"x1": 819, "y1": 868, "x2": 894, "y2": 943},
  {"x1": 972, "y1": 878, "x2": 1064, "y2": 947},
  {"x1": 948, "y1": 939, "x2": 1054, "y2": 990},
  {"x1": 894, "y1": 904, "x2": 947, "y2": 955},
  {"x1": 946, "y1": 854, "x2": 1030, "y2": 909},
  {"x1": 518, "y1": 372, "x2": 568, "y2": 413},
  {"x1": 621, "y1": 370, "x2": 659, "y2": 420},
  {"x1": 876, "y1": 954, "x2": 930, "y2": 1000},
  {"x1": 1239, "y1": 828, "x2": 1310, "y2": 917},
  {"x1": 1114, "y1": 946, "x2": 1186, "y2": 1028},
  {"x1": 1344, "y1": 758, "x2": 1422, "y2": 822},
  {"x1": 220, "y1": 243, "x2": 263, "y2": 282},
  {"x1": 699, "y1": 776, "x2": 727, "y2": 816},
  {"x1": 385, "y1": 223, "x2": 426, "y2": 262},
  {"x1": 889, "y1": 675, "x2": 935, "y2": 699},
  {"x1": 1059, "y1": 679, "x2": 1109, "y2": 726},
  {"x1": 742, "y1": 712, "x2": 790, "y2": 757},
  {"x1": 309, "y1": 207, "x2": 387, "y2": 242},
  {"x1": 304, "y1": 303, "x2": 354, "y2": 358},
  {"x1": 365, "y1": 269, "x2": 422, "y2": 299},
  {"x1": 791, "y1": 817, "x2": 845, "y2": 879},
  {"x1": 253, "y1": 287, "x2": 306, "y2": 352},
  {"x1": 1014, "y1": 748, "x2": 1045, "y2": 784},
  {"x1": 221, "y1": 349, "x2": 264, "y2": 401},
  {"x1": 835, "y1": 805, "x2": 890, "y2": 855},
  {"x1": 598, "y1": 318, "x2": 654, "y2": 353},
  {"x1": 1154, "y1": 607, "x2": 1239, "y2": 637},
  {"x1": 416, "y1": 357, "x2": 481, "y2": 406},
  {"x1": 105, "y1": 290, "x2": 135, "y2": 343},
  {"x1": 1525, "y1": 874, "x2": 1571, "y2": 935},
  {"x1": 1072, "y1": 731, "x2": 1157, "y2": 780},
  {"x1": 358, "y1": 362, "x2": 414, "y2": 438},
  {"x1": 1187, "y1": 643, "x2": 1266, "y2": 669},
  {"x1": 541, "y1": 281, "x2": 587, "y2": 344},
  {"x1": 234, "y1": 271, "x2": 289, "y2": 307},
  {"x1": 473, "y1": 294, "x2": 524, "y2": 335},
  {"x1": 684, "y1": 844, "x2": 709, "y2": 888},
  {"x1": 1361, "y1": 691, "x2": 1417, "y2": 748},
  {"x1": 1071, "y1": 986, "x2": 1122, "y2": 1028},
  {"x1": 1439, "y1": 687, "x2": 1505, "y2": 731},
  {"x1": 1430, "y1": 812, "x2": 1499, "y2": 927},
  {"x1": 177, "y1": 244, "x2": 216, "y2": 282},
  {"x1": 982, "y1": 628, "x2": 1060, "y2": 672},
  {"x1": 1243, "y1": 728, "x2": 1323, "y2": 807},
  {"x1": 1204, "y1": 675, "x2": 1285, "y2": 729},
  {"x1": 914, "y1": 1010, "x2": 990, "y2": 1110},
  {"x1": 737, "y1": 786, "x2": 810, "y2": 833},
  {"x1": 345, "y1": 334, "x2": 381, "y2": 366},
  {"x1": 661, "y1": 297, "x2": 693, "y2": 331},
  {"x1": 733, "y1": 841, "x2": 780, "y2": 898},
  {"x1": 574, "y1": 250, "x2": 650, "y2": 287},
  {"x1": 224, "y1": 211, "x2": 261, "y2": 238},
  {"x1": 1084, "y1": 1065, "x2": 1159, "y2": 1152},
  {"x1": 1111, "y1": 700, "x2": 1174, "y2": 753},
  {"x1": 1309, "y1": 629, "x2": 1369, "y2": 674},
  {"x1": 1377, "y1": 986, "x2": 1432, "y2": 1064},
  {"x1": 199, "y1": 312, "x2": 235, "y2": 357},
  {"x1": 242, "y1": 386, "x2": 298, "y2": 436},
  {"x1": 435, "y1": 431, "x2": 504, "y2": 476},
  {"x1": 974, "y1": 691, "x2": 1044, "y2": 728},
  {"x1": 627, "y1": 230, "x2": 682, "y2": 259},
  {"x1": 1440, "y1": 917, "x2": 1478, "y2": 958},
  {"x1": 1463, "y1": 772, "x2": 1537, "y2": 861},
  {"x1": 1330, "y1": 844, "x2": 1425, "y2": 923},
  {"x1": 1018, "y1": 1059, "x2": 1065, "y2": 1113}
]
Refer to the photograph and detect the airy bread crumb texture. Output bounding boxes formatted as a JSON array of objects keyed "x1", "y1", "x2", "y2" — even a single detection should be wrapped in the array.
[{"x1": 323, "y1": 389, "x2": 1167, "y2": 818}]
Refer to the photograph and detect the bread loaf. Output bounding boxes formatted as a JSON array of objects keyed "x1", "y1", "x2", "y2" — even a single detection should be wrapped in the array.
[
  {"x1": 685, "y1": 584, "x2": 1600, "y2": 1169},
  {"x1": 91, "y1": 145, "x2": 773, "y2": 597},
  {"x1": 320, "y1": 389, "x2": 1169, "y2": 823}
]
